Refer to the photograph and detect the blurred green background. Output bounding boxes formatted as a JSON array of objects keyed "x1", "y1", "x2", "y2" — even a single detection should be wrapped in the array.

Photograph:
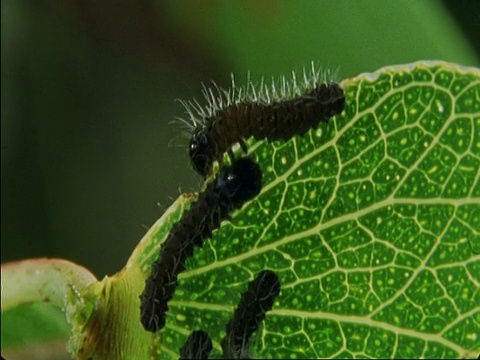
[{"x1": 2, "y1": 0, "x2": 479, "y2": 279}]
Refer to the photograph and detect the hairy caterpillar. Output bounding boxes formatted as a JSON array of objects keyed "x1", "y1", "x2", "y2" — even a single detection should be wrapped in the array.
[
  {"x1": 140, "y1": 157, "x2": 262, "y2": 332},
  {"x1": 179, "y1": 65, "x2": 345, "y2": 177},
  {"x1": 221, "y1": 270, "x2": 281, "y2": 359}
]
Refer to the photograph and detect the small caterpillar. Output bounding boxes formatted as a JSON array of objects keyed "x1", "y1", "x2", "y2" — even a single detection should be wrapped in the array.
[
  {"x1": 221, "y1": 270, "x2": 281, "y2": 359},
  {"x1": 140, "y1": 157, "x2": 262, "y2": 333},
  {"x1": 179, "y1": 65, "x2": 345, "y2": 177},
  {"x1": 179, "y1": 330, "x2": 212, "y2": 360}
]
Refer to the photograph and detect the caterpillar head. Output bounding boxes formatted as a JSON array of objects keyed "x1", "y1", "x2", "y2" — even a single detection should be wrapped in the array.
[
  {"x1": 216, "y1": 157, "x2": 262, "y2": 211},
  {"x1": 189, "y1": 129, "x2": 215, "y2": 177}
]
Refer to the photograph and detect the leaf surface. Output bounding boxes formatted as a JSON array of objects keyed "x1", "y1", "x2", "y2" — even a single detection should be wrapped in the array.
[
  {"x1": 159, "y1": 61, "x2": 480, "y2": 359},
  {"x1": 14, "y1": 61, "x2": 477, "y2": 360}
]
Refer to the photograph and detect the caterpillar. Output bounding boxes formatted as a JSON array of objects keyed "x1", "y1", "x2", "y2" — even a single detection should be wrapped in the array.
[
  {"x1": 140, "y1": 157, "x2": 262, "y2": 333},
  {"x1": 179, "y1": 330, "x2": 212, "y2": 360},
  {"x1": 221, "y1": 270, "x2": 281, "y2": 359},
  {"x1": 179, "y1": 65, "x2": 345, "y2": 177}
]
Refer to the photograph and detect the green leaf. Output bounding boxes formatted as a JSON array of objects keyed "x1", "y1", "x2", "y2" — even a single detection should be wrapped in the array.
[
  {"x1": 1, "y1": 258, "x2": 98, "y2": 358},
  {"x1": 3, "y1": 61, "x2": 479, "y2": 359},
  {"x1": 2, "y1": 303, "x2": 70, "y2": 347},
  {"x1": 161, "y1": 61, "x2": 480, "y2": 359}
]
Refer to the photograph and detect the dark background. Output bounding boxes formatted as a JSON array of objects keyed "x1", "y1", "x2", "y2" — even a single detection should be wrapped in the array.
[{"x1": 2, "y1": 0, "x2": 479, "y2": 278}]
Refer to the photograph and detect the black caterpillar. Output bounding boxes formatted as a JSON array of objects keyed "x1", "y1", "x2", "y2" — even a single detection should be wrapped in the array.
[
  {"x1": 221, "y1": 270, "x2": 281, "y2": 359},
  {"x1": 179, "y1": 330, "x2": 213, "y2": 360},
  {"x1": 182, "y1": 68, "x2": 345, "y2": 177},
  {"x1": 140, "y1": 157, "x2": 262, "y2": 333}
]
